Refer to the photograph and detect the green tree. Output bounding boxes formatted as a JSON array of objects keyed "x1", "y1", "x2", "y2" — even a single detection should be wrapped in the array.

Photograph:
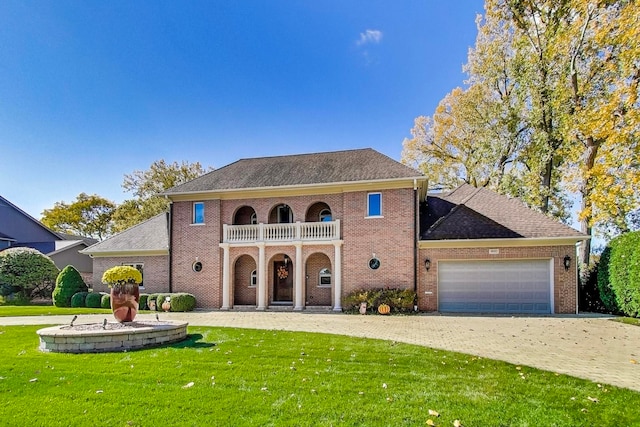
[
  {"x1": 0, "y1": 248, "x2": 59, "y2": 301},
  {"x1": 52, "y1": 265, "x2": 89, "y2": 307},
  {"x1": 41, "y1": 193, "x2": 115, "y2": 240},
  {"x1": 112, "y1": 160, "x2": 212, "y2": 232}
]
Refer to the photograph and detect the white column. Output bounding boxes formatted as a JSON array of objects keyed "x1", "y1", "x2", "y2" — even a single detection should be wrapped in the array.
[
  {"x1": 333, "y1": 241, "x2": 343, "y2": 311},
  {"x1": 220, "y1": 243, "x2": 230, "y2": 310},
  {"x1": 257, "y1": 243, "x2": 266, "y2": 310},
  {"x1": 294, "y1": 242, "x2": 304, "y2": 311}
]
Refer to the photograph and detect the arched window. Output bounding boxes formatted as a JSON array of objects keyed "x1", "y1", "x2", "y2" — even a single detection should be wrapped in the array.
[
  {"x1": 319, "y1": 209, "x2": 332, "y2": 222},
  {"x1": 250, "y1": 212, "x2": 257, "y2": 224},
  {"x1": 319, "y1": 268, "x2": 331, "y2": 287},
  {"x1": 250, "y1": 270, "x2": 257, "y2": 287}
]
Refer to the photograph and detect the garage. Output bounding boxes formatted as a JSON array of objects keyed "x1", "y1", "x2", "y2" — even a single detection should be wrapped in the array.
[{"x1": 438, "y1": 259, "x2": 552, "y2": 314}]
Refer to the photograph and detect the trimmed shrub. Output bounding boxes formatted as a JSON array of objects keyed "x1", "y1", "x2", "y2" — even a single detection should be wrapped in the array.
[
  {"x1": 139, "y1": 293, "x2": 149, "y2": 311},
  {"x1": 53, "y1": 265, "x2": 88, "y2": 307},
  {"x1": 597, "y1": 246, "x2": 618, "y2": 312},
  {"x1": 609, "y1": 231, "x2": 640, "y2": 317},
  {"x1": 343, "y1": 288, "x2": 416, "y2": 314},
  {"x1": 0, "y1": 247, "x2": 59, "y2": 301},
  {"x1": 71, "y1": 291, "x2": 89, "y2": 308},
  {"x1": 100, "y1": 293, "x2": 111, "y2": 309},
  {"x1": 170, "y1": 293, "x2": 197, "y2": 312},
  {"x1": 579, "y1": 264, "x2": 607, "y2": 313},
  {"x1": 85, "y1": 292, "x2": 102, "y2": 308},
  {"x1": 156, "y1": 294, "x2": 167, "y2": 311}
]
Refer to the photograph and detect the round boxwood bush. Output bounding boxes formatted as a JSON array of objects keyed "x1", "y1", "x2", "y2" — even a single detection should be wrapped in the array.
[
  {"x1": 85, "y1": 292, "x2": 102, "y2": 308},
  {"x1": 100, "y1": 293, "x2": 111, "y2": 309},
  {"x1": 71, "y1": 291, "x2": 89, "y2": 308},
  {"x1": 169, "y1": 293, "x2": 196, "y2": 312},
  {"x1": 156, "y1": 294, "x2": 167, "y2": 311},
  {"x1": 139, "y1": 293, "x2": 149, "y2": 311},
  {"x1": 53, "y1": 265, "x2": 88, "y2": 307}
]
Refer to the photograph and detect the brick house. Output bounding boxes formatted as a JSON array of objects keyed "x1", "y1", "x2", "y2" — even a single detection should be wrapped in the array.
[{"x1": 83, "y1": 148, "x2": 587, "y2": 314}]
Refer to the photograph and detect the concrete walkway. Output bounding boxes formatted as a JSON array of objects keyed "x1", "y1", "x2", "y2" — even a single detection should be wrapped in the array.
[{"x1": 3, "y1": 311, "x2": 639, "y2": 392}]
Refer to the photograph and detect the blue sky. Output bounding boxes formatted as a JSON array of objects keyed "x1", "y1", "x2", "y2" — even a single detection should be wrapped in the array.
[{"x1": 1, "y1": 1, "x2": 484, "y2": 219}]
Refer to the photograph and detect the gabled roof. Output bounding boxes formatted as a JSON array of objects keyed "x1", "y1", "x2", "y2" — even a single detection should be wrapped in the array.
[
  {"x1": 422, "y1": 184, "x2": 586, "y2": 240},
  {"x1": 0, "y1": 231, "x2": 16, "y2": 242},
  {"x1": 164, "y1": 148, "x2": 423, "y2": 195},
  {"x1": 80, "y1": 213, "x2": 169, "y2": 256},
  {"x1": 0, "y1": 195, "x2": 61, "y2": 241}
]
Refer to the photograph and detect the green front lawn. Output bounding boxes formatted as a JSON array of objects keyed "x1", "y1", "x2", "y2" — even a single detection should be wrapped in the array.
[
  {"x1": 0, "y1": 305, "x2": 112, "y2": 317},
  {"x1": 1, "y1": 325, "x2": 638, "y2": 426}
]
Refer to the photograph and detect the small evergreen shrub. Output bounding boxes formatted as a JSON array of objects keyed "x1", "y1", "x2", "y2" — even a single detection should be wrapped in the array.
[
  {"x1": 85, "y1": 292, "x2": 102, "y2": 308},
  {"x1": 71, "y1": 292, "x2": 89, "y2": 308},
  {"x1": 100, "y1": 294, "x2": 111, "y2": 309},
  {"x1": 170, "y1": 293, "x2": 197, "y2": 312},
  {"x1": 139, "y1": 293, "x2": 149, "y2": 310},
  {"x1": 156, "y1": 294, "x2": 167, "y2": 311},
  {"x1": 53, "y1": 265, "x2": 88, "y2": 307},
  {"x1": 343, "y1": 287, "x2": 416, "y2": 314}
]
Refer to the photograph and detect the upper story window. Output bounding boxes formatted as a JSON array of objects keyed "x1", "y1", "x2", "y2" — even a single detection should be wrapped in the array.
[
  {"x1": 250, "y1": 212, "x2": 257, "y2": 224},
  {"x1": 193, "y1": 202, "x2": 205, "y2": 224},
  {"x1": 319, "y1": 209, "x2": 332, "y2": 222},
  {"x1": 367, "y1": 193, "x2": 382, "y2": 217}
]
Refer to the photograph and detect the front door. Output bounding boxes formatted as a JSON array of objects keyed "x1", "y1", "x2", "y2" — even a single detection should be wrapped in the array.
[{"x1": 273, "y1": 261, "x2": 293, "y2": 302}]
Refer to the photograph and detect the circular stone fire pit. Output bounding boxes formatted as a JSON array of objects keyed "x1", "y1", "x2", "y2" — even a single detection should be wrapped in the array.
[{"x1": 37, "y1": 320, "x2": 189, "y2": 353}]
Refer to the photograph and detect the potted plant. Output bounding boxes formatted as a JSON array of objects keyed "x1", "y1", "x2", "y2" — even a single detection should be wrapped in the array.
[{"x1": 102, "y1": 266, "x2": 142, "y2": 322}]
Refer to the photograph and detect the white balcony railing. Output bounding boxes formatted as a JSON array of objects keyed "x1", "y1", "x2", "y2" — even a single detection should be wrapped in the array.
[{"x1": 223, "y1": 220, "x2": 340, "y2": 244}]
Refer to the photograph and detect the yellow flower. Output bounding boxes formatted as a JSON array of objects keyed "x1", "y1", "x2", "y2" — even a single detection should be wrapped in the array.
[{"x1": 102, "y1": 266, "x2": 142, "y2": 286}]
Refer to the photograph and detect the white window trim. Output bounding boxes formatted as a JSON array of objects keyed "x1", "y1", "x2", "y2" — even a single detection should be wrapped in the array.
[
  {"x1": 122, "y1": 262, "x2": 144, "y2": 289},
  {"x1": 319, "y1": 209, "x2": 332, "y2": 222},
  {"x1": 192, "y1": 202, "x2": 205, "y2": 225},
  {"x1": 366, "y1": 192, "x2": 383, "y2": 218},
  {"x1": 249, "y1": 270, "x2": 257, "y2": 287},
  {"x1": 318, "y1": 268, "x2": 332, "y2": 288}
]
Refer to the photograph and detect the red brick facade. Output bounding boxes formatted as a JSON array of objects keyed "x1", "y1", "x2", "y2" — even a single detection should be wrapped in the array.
[
  {"x1": 418, "y1": 245, "x2": 578, "y2": 314},
  {"x1": 92, "y1": 255, "x2": 169, "y2": 294}
]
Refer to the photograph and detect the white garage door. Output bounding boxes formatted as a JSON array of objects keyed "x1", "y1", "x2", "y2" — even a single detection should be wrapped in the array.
[{"x1": 438, "y1": 260, "x2": 552, "y2": 314}]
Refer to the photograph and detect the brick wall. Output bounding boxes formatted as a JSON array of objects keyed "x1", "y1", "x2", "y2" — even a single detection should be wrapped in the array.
[
  {"x1": 171, "y1": 200, "x2": 221, "y2": 307},
  {"x1": 417, "y1": 245, "x2": 578, "y2": 314},
  {"x1": 91, "y1": 255, "x2": 169, "y2": 294},
  {"x1": 341, "y1": 188, "x2": 416, "y2": 296}
]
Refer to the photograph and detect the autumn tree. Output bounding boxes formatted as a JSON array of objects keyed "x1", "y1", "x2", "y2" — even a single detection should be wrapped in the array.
[
  {"x1": 112, "y1": 160, "x2": 212, "y2": 232},
  {"x1": 403, "y1": 0, "x2": 639, "y2": 269},
  {"x1": 41, "y1": 193, "x2": 115, "y2": 240}
]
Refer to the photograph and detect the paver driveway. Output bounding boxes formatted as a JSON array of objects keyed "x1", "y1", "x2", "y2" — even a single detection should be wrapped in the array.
[{"x1": 3, "y1": 311, "x2": 639, "y2": 392}]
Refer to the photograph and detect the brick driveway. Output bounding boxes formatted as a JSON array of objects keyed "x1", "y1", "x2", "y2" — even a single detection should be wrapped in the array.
[{"x1": 3, "y1": 311, "x2": 639, "y2": 392}]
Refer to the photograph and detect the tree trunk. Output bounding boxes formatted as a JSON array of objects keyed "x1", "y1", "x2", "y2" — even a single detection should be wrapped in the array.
[{"x1": 578, "y1": 136, "x2": 599, "y2": 278}]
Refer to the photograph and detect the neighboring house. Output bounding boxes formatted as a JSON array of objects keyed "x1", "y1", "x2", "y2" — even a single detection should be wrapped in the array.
[
  {"x1": 82, "y1": 148, "x2": 588, "y2": 314},
  {"x1": 81, "y1": 213, "x2": 170, "y2": 294},
  {"x1": 0, "y1": 195, "x2": 97, "y2": 281}
]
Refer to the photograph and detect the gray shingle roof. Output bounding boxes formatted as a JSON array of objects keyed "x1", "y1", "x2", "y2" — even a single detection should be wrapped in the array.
[
  {"x1": 422, "y1": 184, "x2": 586, "y2": 240},
  {"x1": 164, "y1": 148, "x2": 423, "y2": 194},
  {"x1": 81, "y1": 213, "x2": 169, "y2": 255}
]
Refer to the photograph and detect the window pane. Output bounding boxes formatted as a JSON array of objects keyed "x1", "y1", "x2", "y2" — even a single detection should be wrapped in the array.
[
  {"x1": 194, "y1": 202, "x2": 205, "y2": 224},
  {"x1": 368, "y1": 193, "x2": 381, "y2": 216}
]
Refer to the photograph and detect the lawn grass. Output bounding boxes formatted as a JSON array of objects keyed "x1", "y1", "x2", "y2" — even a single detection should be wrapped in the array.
[
  {"x1": 614, "y1": 316, "x2": 640, "y2": 326},
  {"x1": 1, "y1": 326, "x2": 639, "y2": 426},
  {"x1": 0, "y1": 305, "x2": 113, "y2": 317}
]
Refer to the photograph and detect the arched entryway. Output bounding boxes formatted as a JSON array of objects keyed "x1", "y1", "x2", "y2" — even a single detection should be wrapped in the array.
[
  {"x1": 234, "y1": 206, "x2": 257, "y2": 225},
  {"x1": 233, "y1": 254, "x2": 257, "y2": 306},
  {"x1": 269, "y1": 204, "x2": 294, "y2": 224},
  {"x1": 306, "y1": 202, "x2": 332, "y2": 222},
  {"x1": 305, "y1": 253, "x2": 332, "y2": 306},
  {"x1": 270, "y1": 253, "x2": 293, "y2": 304}
]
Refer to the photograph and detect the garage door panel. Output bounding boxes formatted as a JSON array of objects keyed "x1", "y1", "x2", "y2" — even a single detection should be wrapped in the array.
[{"x1": 438, "y1": 260, "x2": 551, "y2": 314}]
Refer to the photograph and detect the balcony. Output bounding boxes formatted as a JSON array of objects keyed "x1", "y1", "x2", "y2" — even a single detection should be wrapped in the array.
[{"x1": 223, "y1": 220, "x2": 340, "y2": 244}]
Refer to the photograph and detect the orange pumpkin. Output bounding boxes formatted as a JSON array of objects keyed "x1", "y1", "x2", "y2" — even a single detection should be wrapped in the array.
[{"x1": 378, "y1": 303, "x2": 391, "y2": 315}]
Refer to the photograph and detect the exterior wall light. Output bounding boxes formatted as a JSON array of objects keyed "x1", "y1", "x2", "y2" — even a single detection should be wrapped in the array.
[
  {"x1": 563, "y1": 255, "x2": 571, "y2": 271},
  {"x1": 424, "y1": 258, "x2": 431, "y2": 271}
]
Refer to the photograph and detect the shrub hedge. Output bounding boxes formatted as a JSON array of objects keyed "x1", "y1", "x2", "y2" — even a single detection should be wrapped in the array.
[
  {"x1": 343, "y1": 287, "x2": 416, "y2": 314},
  {"x1": 85, "y1": 292, "x2": 102, "y2": 308},
  {"x1": 71, "y1": 292, "x2": 89, "y2": 308},
  {"x1": 598, "y1": 231, "x2": 640, "y2": 318},
  {"x1": 169, "y1": 293, "x2": 197, "y2": 312},
  {"x1": 100, "y1": 294, "x2": 111, "y2": 309}
]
